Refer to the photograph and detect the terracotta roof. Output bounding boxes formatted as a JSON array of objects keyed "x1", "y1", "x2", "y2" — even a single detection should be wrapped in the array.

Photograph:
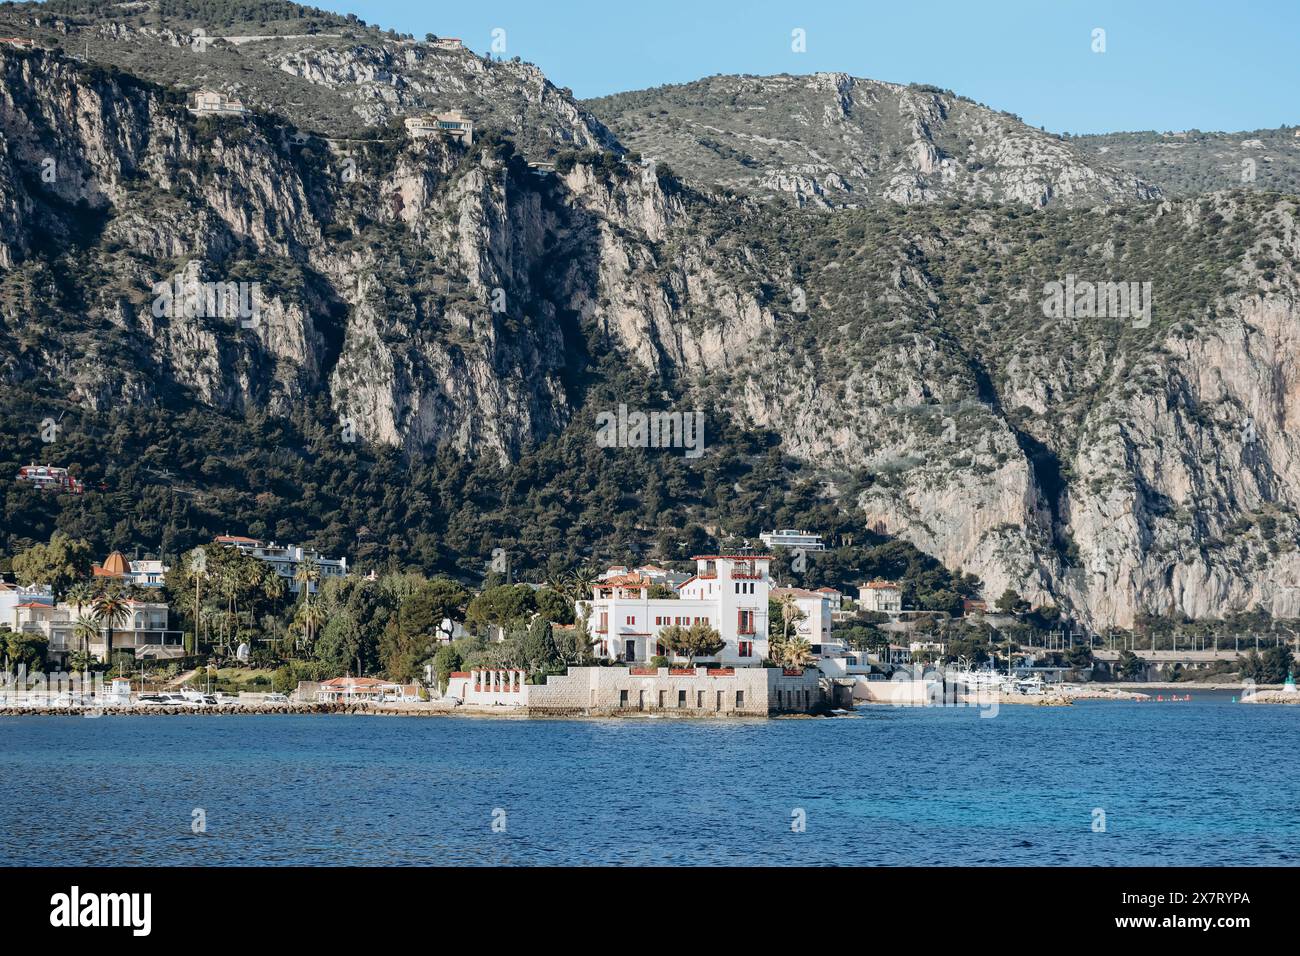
[
  {"x1": 771, "y1": 587, "x2": 824, "y2": 599},
  {"x1": 215, "y1": 535, "x2": 262, "y2": 545},
  {"x1": 320, "y1": 676, "x2": 389, "y2": 687},
  {"x1": 863, "y1": 580, "x2": 900, "y2": 590},
  {"x1": 598, "y1": 573, "x2": 651, "y2": 589},
  {"x1": 100, "y1": 551, "x2": 129, "y2": 575},
  {"x1": 691, "y1": 555, "x2": 773, "y2": 561}
]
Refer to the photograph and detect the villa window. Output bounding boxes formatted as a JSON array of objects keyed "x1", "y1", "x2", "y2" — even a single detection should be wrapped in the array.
[
  {"x1": 737, "y1": 609, "x2": 755, "y2": 634},
  {"x1": 739, "y1": 641, "x2": 753, "y2": 658}
]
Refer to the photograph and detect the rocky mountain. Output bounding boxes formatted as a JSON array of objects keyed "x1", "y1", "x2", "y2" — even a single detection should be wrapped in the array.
[
  {"x1": 0, "y1": 0, "x2": 617, "y2": 155},
  {"x1": 1075, "y1": 127, "x2": 1300, "y2": 198},
  {"x1": 586, "y1": 73, "x2": 1161, "y2": 209},
  {"x1": 3, "y1": 2, "x2": 1300, "y2": 633}
]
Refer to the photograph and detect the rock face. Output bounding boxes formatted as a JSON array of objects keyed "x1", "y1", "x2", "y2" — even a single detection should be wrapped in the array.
[
  {"x1": 0, "y1": 6, "x2": 618, "y2": 156},
  {"x1": 2, "y1": 27, "x2": 1299, "y2": 633},
  {"x1": 586, "y1": 73, "x2": 1161, "y2": 209}
]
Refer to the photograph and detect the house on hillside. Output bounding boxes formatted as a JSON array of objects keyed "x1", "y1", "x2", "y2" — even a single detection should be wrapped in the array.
[
  {"x1": 213, "y1": 536, "x2": 348, "y2": 594},
  {"x1": 858, "y1": 580, "x2": 902, "y2": 614},
  {"x1": 759, "y1": 529, "x2": 826, "y2": 552},
  {"x1": 187, "y1": 89, "x2": 249, "y2": 118},
  {"x1": 404, "y1": 110, "x2": 473, "y2": 145}
]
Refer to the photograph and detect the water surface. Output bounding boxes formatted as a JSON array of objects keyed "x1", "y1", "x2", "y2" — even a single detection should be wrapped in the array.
[{"x1": 2, "y1": 692, "x2": 1294, "y2": 865}]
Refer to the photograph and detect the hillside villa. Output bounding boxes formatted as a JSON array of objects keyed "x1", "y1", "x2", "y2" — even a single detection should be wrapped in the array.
[
  {"x1": 214, "y1": 536, "x2": 348, "y2": 594},
  {"x1": 404, "y1": 110, "x2": 474, "y2": 145},
  {"x1": 858, "y1": 579, "x2": 903, "y2": 613},
  {"x1": 16, "y1": 464, "x2": 83, "y2": 494},
  {"x1": 187, "y1": 88, "x2": 249, "y2": 118},
  {"x1": 759, "y1": 529, "x2": 826, "y2": 551}
]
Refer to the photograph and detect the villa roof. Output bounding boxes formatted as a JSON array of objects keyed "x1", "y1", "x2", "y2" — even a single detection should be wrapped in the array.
[
  {"x1": 771, "y1": 587, "x2": 824, "y2": 599},
  {"x1": 320, "y1": 676, "x2": 390, "y2": 688},
  {"x1": 598, "y1": 573, "x2": 651, "y2": 589},
  {"x1": 862, "y1": 580, "x2": 900, "y2": 590},
  {"x1": 94, "y1": 550, "x2": 131, "y2": 577},
  {"x1": 691, "y1": 554, "x2": 773, "y2": 561},
  {"x1": 215, "y1": 534, "x2": 262, "y2": 545}
]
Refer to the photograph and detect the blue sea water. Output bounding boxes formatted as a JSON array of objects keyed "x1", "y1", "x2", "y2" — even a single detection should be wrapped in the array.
[{"x1": 1, "y1": 692, "x2": 1296, "y2": 866}]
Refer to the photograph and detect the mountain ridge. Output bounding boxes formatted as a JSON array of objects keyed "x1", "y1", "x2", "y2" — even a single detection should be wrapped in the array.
[{"x1": 3, "y1": 2, "x2": 1300, "y2": 635}]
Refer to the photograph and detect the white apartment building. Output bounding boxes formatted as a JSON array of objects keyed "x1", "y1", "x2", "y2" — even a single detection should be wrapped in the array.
[
  {"x1": 859, "y1": 580, "x2": 903, "y2": 613},
  {"x1": 214, "y1": 536, "x2": 347, "y2": 594},
  {"x1": 759, "y1": 529, "x2": 826, "y2": 551},
  {"x1": 579, "y1": 555, "x2": 773, "y2": 666},
  {"x1": 12, "y1": 599, "x2": 183, "y2": 664}
]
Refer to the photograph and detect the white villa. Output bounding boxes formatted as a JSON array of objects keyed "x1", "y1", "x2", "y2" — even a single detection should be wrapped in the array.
[
  {"x1": 771, "y1": 586, "x2": 834, "y2": 650},
  {"x1": 858, "y1": 579, "x2": 903, "y2": 613},
  {"x1": 579, "y1": 555, "x2": 773, "y2": 666},
  {"x1": 12, "y1": 598, "x2": 183, "y2": 664},
  {"x1": 214, "y1": 536, "x2": 348, "y2": 594},
  {"x1": 187, "y1": 88, "x2": 249, "y2": 118},
  {"x1": 429, "y1": 37, "x2": 464, "y2": 50},
  {"x1": 16, "y1": 463, "x2": 84, "y2": 494},
  {"x1": 404, "y1": 110, "x2": 474, "y2": 145},
  {"x1": 759, "y1": 529, "x2": 826, "y2": 551},
  {"x1": 817, "y1": 586, "x2": 843, "y2": 612}
]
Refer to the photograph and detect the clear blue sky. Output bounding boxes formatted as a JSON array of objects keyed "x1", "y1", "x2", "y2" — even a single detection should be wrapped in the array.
[{"x1": 311, "y1": 0, "x2": 1298, "y2": 135}]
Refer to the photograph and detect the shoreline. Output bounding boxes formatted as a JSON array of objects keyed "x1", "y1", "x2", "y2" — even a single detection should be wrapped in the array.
[{"x1": 4, "y1": 683, "x2": 1295, "y2": 717}]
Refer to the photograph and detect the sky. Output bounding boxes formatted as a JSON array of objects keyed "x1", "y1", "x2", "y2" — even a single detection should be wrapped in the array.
[{"x1": 311, "y1": 0, "x2": 1299, "y2": 135}]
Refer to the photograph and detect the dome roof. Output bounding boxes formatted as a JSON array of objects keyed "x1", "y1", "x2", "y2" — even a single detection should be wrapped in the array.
[{"x1": 100, "y1": 551, "x2": 130, "y2": 575}]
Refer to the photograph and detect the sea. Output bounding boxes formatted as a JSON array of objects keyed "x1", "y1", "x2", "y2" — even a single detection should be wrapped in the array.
[{"x1": 2, "y1": 691, "x2": 1295, "y2": 865}]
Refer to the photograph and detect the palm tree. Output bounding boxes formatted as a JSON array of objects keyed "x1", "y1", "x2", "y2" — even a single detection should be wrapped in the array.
[
  {"x1": 779, "y1": 593, "x2": 803, "y2": 643},
  {"x1": 72, "y1": 616, "x2": 98, "y2": 681},
  {"x1": 91, "y1": 589, "x2": 131, "y2": 663},
  {"x1": 295, "y1": 599, "x2": 325, "y2": 654},
  {"x1": 186, "y1": 547, "x2": 208, "y2": 655},
  {"x1": 294, "y1": 556, "x2": 321, "y2": 599},
  {"x1": 293, "y1": 557, "x2": 322, "y2": 651},
  {"x1": 780, "y1": 637, "x2": 814, "y2": 670},
  {"x1": 66, "y1": 582, "x2": 95, "y2": 619}
]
